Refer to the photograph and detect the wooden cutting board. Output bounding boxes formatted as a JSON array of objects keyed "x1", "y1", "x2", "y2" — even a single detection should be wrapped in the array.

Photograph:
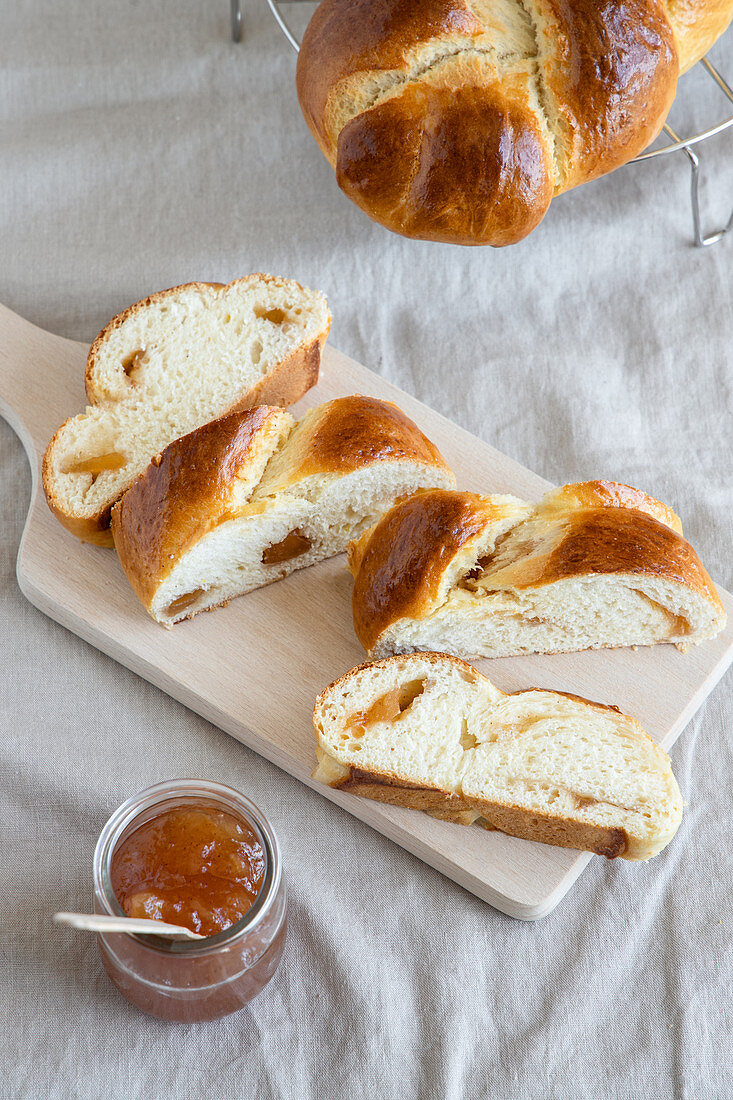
[{"x1": 1, "y1": 301, "x2": 731, "y2": 920}]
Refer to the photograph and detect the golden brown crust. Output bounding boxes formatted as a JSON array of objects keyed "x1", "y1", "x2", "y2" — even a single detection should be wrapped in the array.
[
  {"x1": 111, "y1": 407, "x2": 287, "y2": 608},
  {"x1": 340, "y1": 777, "x2": 480, "y2": 824},
  {"x1": 335, "y1": 72, "x2": 554, "y2": 246},
  {"x1": 243, "y1": 337, "x2": 324, "y2": 410},
  {"x1": 667, "y1": 0, "x2": 733, "y2": 71},
  {"x1": 467, "y1": 797, "x2": 628, "y2": 858},
  {"x1": 296, "y1": 0, "x2": 483, "y2": 159},
  {"x1": 294, "y1": 0, "x2": 706, "y2": 245},
  {"x1": 503, "y1": 509, "x2": 723, "y2": 611},
  {"x1": 538, "y1": 0, "x2": 678, "y2": 191},
  {"x1": 335, "y1": 773, "x2": 628, "y2": 854},
  {"x1": 538, "y1": 480, "x2": 683, "y2": 534},
  {"x1": 350, "y1": 483, "x2": 724, "y2": 653},
  {"x1": 351, "y1": 491, "x2": 495, "y2": 652},
  {"x1": 285, "y1": 395, "x2": 452, "y2": 483}
]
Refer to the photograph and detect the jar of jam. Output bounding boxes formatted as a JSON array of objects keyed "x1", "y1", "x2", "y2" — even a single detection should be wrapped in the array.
[{"x1": 93, "y1": 779, "x2": 286, "y2": 1022}]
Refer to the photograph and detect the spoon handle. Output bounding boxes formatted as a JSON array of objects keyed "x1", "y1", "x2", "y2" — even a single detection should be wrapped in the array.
[{"x1": 53, "y1": 911, "x2": 205, "y2": 940}]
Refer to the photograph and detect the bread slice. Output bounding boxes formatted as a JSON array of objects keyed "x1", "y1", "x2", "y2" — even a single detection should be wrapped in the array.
[
  {"x1": 111, "y1": 395, "x2": 456, "y2": 626},
  {"x1": 312, "y1": 653, "x2": 683, "y2": 860},
  {"x1": 43, "y1": 275, "x2": 331, "y2": 545},
  {"x1": 349, "y1": 481, "x2": 726, "y2": 659}
]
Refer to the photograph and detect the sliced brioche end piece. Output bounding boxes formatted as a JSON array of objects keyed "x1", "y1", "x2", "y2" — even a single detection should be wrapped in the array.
[
  {"x1": 312, "y1": 654, "x2": 683, "y2": 861},
  {"x1": 42, "y1": 419, "x2": 120, "y2": 547},
  {"x1": 43, "y1": 275, "x2": 330, "y2": 544}
]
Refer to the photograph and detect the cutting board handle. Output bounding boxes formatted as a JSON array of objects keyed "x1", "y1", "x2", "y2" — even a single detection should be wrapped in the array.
[{"x1": 0, "y1": 302, "x2": 88, "y2": 464}]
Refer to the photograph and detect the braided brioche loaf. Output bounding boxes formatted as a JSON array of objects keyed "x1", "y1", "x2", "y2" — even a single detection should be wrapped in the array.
[{"x1": 296, "y1": 0, "x2": 733, "y2": 245}]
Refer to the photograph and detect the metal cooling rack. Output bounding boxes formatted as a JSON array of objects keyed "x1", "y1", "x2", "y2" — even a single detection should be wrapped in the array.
[{"x1": 231, "y1": 0, "x2": 733, "y2": 246}]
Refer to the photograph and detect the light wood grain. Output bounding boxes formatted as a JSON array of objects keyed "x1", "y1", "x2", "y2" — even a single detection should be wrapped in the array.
[{"x1": 1, "y1": 301, "x2": 731, "y2": 920}]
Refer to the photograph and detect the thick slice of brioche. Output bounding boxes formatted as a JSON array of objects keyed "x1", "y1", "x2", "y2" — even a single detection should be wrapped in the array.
[
  {"x1": 312, "y1": 653, "x2": 683, "y2": 860},
  {"x1": 349, "y1": 481, "x2": 726, "y2": 659},
  {"x1": 43, "y1": 275, "x2": 331, "y2": 545},
  {"x1": 111, "y1": 395, "x2": 456, "y2": 626}
]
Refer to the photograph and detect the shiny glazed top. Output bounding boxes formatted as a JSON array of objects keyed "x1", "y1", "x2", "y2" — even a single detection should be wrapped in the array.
[
  {"x1": 294, "y1": 0, "x2": 733, "y2": 244},
  {"x1": 110, "y1": 804, "x2": 266, "y2": 938}
]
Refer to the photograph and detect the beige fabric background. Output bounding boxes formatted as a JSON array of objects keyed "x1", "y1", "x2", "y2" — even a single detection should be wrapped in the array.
[{"x1": 2, "y1": 2, "x2": 732, "y2": 1097}]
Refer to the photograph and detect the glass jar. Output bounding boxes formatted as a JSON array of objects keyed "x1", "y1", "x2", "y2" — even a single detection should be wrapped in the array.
[{"x1": 93, "y1": 779, "x2": 286, "y2": 1022}]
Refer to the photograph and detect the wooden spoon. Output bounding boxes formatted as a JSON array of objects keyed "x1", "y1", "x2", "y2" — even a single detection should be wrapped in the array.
[{"x1": 53, "y1": 911, "x2": 206, "y2": 940}]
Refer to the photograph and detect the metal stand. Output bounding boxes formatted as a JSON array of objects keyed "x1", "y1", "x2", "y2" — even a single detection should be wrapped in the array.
[
  {"x1": 231, "y1": 0, "x2": 733, "y2": 247},
  {"x1": 231, "y1": 0, "x2": 243, "y2": 43},
  {"x1": 632, "y1": 59, "x2": 733, "y2": 246}
]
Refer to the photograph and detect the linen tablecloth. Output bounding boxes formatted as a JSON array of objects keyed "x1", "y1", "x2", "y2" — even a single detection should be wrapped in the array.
[{"x1": 2, "y1": 3, "x2": 732, "y2": 1097}]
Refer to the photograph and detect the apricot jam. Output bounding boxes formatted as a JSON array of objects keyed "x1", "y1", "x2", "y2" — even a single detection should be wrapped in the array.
[
  {"x1": 110, "y1": 805, "x2": 265, "y2": 937},
  {"x1": 94, "y1": 781, "x2": 286, "y2": 1022}
]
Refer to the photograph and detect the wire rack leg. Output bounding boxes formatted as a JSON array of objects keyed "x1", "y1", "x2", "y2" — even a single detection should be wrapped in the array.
[
  {"x1": 231, "y1": 0, "x2": 243, "y2": 42},
  {"x1": 663, "y1": 123, "x2": 733, "y2": 247},
  {"x1": 687, "y1": 152, "x2": 733, "y2": 247},
  {"x1": 232, "y1": 0, "x2": 301, "y2": 50}
]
